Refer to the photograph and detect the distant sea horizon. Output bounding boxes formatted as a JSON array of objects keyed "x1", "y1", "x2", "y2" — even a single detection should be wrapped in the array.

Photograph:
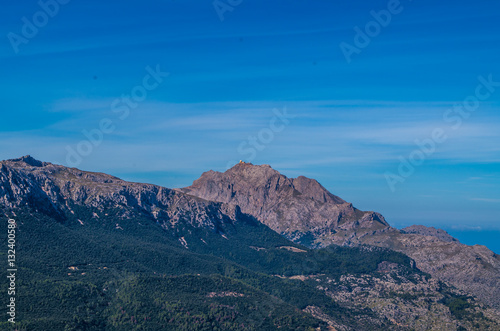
[
  {"x1": 443, "y1": 229, "x2": 500, "y2": 255},
  {"x1": 393, "y1": 223, "x2": 500, "y2": 255}
]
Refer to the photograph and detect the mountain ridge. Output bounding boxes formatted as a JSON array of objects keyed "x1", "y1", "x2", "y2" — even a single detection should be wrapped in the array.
[
  {"x1": 2, "y1": 156, "x2": 500, "y2": 330},
  {"x1": 0, "y1": 155, "x2": 239, "y2": 231}
]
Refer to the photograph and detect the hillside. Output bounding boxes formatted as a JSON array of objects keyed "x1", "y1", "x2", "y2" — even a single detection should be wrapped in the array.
[{"x1": 1, "y1": 156, "x2": 499, "y2": 330}]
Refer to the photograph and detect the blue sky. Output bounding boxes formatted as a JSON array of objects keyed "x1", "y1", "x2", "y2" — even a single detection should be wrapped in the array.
[{"x1": 1, "y1": 0, "x2": 499, "y2": 239}]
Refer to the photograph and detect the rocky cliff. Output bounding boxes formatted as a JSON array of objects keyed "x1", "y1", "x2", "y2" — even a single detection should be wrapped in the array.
[
  {"x1": 0, "y1": 155, "x2": 241, "y2": 234},
  {"x1": 181, "y1": 162, "x2": 389, "y2": 247}
]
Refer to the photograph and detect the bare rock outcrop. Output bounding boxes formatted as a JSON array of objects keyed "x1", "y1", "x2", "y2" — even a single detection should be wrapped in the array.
[
  {"x1": 0, "y1": 156, "x2": 240, "y2": 234},
  {"x1": 401, "y1": 225, "x2": 457, "y2": 243},
  {"x1": 181, "y1": 162, "x2": 388, "y2": 247}
]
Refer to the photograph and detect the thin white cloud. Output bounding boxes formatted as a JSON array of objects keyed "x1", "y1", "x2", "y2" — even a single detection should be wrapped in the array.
[
  {"x1": 470, "y1": 198, "x2": 500, "y2": 203},
  {"x1": 3, "y1": 98, "x2": 500, "y2": 180},
  {"x1": 450, "y1": 225, "x2": 483, "y2": 231}
]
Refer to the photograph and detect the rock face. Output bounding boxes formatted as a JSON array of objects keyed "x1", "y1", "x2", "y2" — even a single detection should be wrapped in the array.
[
  {"x1": 401, "y1": 225, "x2": 457, "y2": 243},
  {"x1": 0, "y1": 155, "x2": 241, "y2": 233},
  {"x1": 182, "y1": 162, "x2": 500, "y2": 309},
  {"x1": 181, "y1": 162, "x2": 389, "y2": 246},
  {"x1": 313, "y1": 271, "x2": 500, "y2": 331},
  {"x1": 336, "y1": 226, "x2": 500, "y2": 310}
]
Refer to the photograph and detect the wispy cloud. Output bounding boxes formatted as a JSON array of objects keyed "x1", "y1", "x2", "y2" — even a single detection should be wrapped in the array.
[
  {"x1": 468, "y1": 177, "x2": 484, "y2": 181},
  {"x1": 5, "y1": 98, "x2": 500, "y2": 173},
  {"x1": 451, "y1": 225, "x2": 483, "y2": 231},
  {"x1": 470, "y1": 198, "x2": 500, "y2": 203}
]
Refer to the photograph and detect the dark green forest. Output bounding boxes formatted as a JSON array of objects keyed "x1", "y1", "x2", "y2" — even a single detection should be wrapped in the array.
[{"x1": 0, "y1": 206, "x2": 424, "y2": 330}]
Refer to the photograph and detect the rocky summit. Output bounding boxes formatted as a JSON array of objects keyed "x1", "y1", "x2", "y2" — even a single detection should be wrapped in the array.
[
  {"x1": 180, "y1": 162, "x2": 389, "y2": 247},
  {"x1": 182, "y1": 162, "x2": 500, "y2": 310}
]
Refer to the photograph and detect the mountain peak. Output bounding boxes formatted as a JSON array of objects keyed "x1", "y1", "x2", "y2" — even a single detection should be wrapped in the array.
[
  {"x1": 6, "y1": 155, "x2": 46, "y2": 167},
  {"x1": 223, "y1": 163, "x2": 345, "y2": 205},
  {"x1": 228, "y1": 161, "x2": 273, "y2": 171},
  {"x1": 225, "y1": 162, "x2": 280, "y2": 180},
  {"x1": 182, "y1": 163, "x2": 385, "y2": 247}
]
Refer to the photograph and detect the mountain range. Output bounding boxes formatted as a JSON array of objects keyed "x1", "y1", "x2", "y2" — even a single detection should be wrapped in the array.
[
  {"x1": 181, "y1": 162, "x2": 500, "y2": 311},
  {"x1": 1, "y1": 156, "x2": 499, "y2": 330}
]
